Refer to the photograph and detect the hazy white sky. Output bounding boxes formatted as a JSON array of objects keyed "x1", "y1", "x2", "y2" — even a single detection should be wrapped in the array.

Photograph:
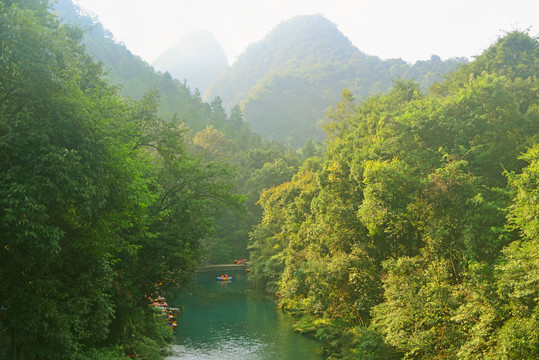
[{"x1": 73, "y1": 0, "x2": 538, "y2": 65}]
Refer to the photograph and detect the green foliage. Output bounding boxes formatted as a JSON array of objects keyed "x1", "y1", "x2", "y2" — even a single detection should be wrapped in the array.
[
  {"x1": 207, "y1": 14, "x2": 466, "y2": 147},
  {"x1": 315, "y1": 319, "x2": 399, "y2": 360},
  {"x1": 442, "y1": 31, "x2": 539, "y2": 88},
  {"x1": 76, "y1": 347, "x2": 129, "y2": 360},
  {"x1": 0, "y1": 1, "x2": 241, "y2": 358},
  {"x1": 249, "y1": 30, "x2": 539, "y2": 358},
  {"x1": 372, "y1": 257, "x2": 463, "y2": 358},
  {"x1": 493, "y1": 240, "x2": 539, "y2": 359}
]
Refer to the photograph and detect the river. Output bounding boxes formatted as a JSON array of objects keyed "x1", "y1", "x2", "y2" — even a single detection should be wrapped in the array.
[{"x1": 165, "y1": 270, "x2": 323, "y2": 360}]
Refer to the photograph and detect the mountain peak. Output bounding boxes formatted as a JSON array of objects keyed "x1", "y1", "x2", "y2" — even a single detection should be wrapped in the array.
[
  {"x1": 205, "y1": 14, "x2": 465, "y2": 148},
  {"x1": 235, "y1": 14, "x2": 358, "y2": 68},
  {"x1": 152, "y1": 31, "x2": 228, "y2": 92}
]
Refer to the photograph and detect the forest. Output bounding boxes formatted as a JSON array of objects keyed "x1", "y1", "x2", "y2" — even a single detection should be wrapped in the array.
[
  {"x1": 0, "y1": 0, "x2": 242, "y2": 358},
  {"x1": 1, "y1": 0, "x2": 538, "y2": 359},
  {"x1": 250, "y1": 31, "x2": 539, "y2": 359},
  {"x1": 206, "y1": 14, "x2": 467, "y2": 148}
]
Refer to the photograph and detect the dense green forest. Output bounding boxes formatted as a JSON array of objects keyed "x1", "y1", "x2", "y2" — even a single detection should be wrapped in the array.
[
  {"x1": 249, "y1": 31, "x2": 539, "y2": 359},
  {"x1": 1, "y1": 1, "x2": 309, "y2": 357},
  {"x1": 1, "y1": 0, "x2": 538, "y2": 359},
  {"x1": 53, "y1": 0, "x2": 306, "y2": 264},
  {"x1": 0, "y1": 0, "x2": 248, "y2": 358},
  {"x1": 206, "y1": 15, "x2": 467, "y2": 147}
]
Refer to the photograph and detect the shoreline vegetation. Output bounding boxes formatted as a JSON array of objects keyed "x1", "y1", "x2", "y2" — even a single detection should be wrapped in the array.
[
  {"x1": 1, "y1": 0, "x2": 538, "y2": 359},
  {"x1": 250, "y1": 31, "x2": 539, "y2": 359}
]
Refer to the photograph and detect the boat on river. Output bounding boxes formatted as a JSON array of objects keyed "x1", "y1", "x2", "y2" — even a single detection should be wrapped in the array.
[{"x1": 217, "y1": 275, "x2": 232, "y2": 281}]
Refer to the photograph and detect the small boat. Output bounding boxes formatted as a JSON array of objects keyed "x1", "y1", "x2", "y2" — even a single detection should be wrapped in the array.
[{"x1": 217, "y1": 275, "x2": 232, "y2": 281}]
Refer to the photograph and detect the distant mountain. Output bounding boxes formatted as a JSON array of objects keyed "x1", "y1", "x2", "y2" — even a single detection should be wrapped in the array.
[
  {"x1": 51, "y1": 0, "x2": 319, "y2": 263},
  {"x1": 205, "y1": 14, "x2": 467, "y2": 148},
  {"x1": 53, "y1": 0, "x2": 220, "y2": 133},
  {"x1": 152, "y1": 31, "x2": 229, "y2": 93}
]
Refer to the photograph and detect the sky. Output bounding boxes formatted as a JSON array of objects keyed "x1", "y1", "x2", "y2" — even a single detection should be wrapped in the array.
[{"x1": 73, "y1": 0, "x2": 538, "y2": 66}]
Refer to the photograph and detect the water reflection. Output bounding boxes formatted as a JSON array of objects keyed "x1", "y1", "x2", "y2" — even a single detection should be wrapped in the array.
[{"x1": 166, "y1": 271, "x2": 322, "y2": 360}]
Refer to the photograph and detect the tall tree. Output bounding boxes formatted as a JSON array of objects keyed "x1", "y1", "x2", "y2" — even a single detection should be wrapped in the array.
[{"x1": 0, "y1": 1, "x2": 240, "y2": 358}]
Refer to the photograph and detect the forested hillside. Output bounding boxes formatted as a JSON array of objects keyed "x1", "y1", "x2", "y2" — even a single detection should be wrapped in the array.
[
  {"x1": 0, "y1": 0, "x2": 243, "y2": 358},
  {"x1": 0, "y1": 0, "x2": 308, "y2": 358},
  {"x1": 206, "y1": 15, "x2": 467, "y2": 147},
  {"x1": 52, "y1": 0, "x2": 310, "y2": 264},
  {"x1": 249, "y1": 31, "x2": 539, "y2": 359},
  {"x1": 54, "y1": 0, "x2": 215, "y2": 132},
  {"x1": 3, "y1": 0, "x2": 538, "y2": 359}
]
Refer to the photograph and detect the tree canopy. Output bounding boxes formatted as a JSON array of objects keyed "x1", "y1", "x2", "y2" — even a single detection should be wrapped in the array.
[
  {"x1": 0, "y1": 1, "x2": 240, "y2": 358},
  {"x1": 249, "y1": 30, "x2": 539, "y2": 359},
  {"x1": 2, "y1": 1, "x2": 538, "y2": 358},
  {"x1": 206, "y1": 14, "x2": 467, "y2": 148}
]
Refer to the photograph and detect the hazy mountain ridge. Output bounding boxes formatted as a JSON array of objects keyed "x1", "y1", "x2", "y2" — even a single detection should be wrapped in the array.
[
  {"x1": 206, "y1": 15, "x2": 362, "y2": 108},
  {"x1": 54, "y1": 0, "x2": 224, "y2": 134},
  {"x1": 206, "y1": 14, "x2": 467, "y2": 147},
  {"x1": 152, "y1": 31, "x2": 229, "y2": 93},
  {"x1": 54, "y1": 0, "x2": 159, "y2": 97},
  {"x1": 55, "y1": 1, "x2": 466, "y2": 148}
]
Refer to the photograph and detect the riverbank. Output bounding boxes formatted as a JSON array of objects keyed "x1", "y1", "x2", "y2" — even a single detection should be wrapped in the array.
[{"x1": 278, "y1": 300, "x2": 400, "y2": 359}]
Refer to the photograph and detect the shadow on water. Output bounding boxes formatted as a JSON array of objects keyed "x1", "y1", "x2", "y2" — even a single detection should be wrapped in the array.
[{"x1": 165, "y1": 271, "x2": 323, "y2": 360}]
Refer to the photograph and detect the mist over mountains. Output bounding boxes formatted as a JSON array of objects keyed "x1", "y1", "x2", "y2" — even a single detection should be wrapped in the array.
[
  {"x1": 152, "y1": 31, "x2": 229, "y2": 93},
  {"x1": 7, "y1": 1, "x2": 539, "y2": 358},
  {"x1": 55, "y1": 0, "x2": 466, "y2": 148},
  {"x1": 205, "y1": 15, "x2": 467, "y2": 147}
]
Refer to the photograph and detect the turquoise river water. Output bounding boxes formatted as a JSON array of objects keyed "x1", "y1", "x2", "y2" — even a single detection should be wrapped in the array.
[{"x1": 165, "y1": 270, "x2": 323, "y2": 359}]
